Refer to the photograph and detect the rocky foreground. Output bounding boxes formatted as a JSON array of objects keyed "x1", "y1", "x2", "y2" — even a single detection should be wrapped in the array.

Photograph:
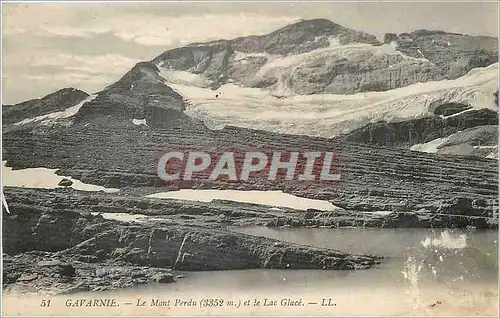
[{"x1": 2, "y1": 187, "x2": 381, "y2": 295}]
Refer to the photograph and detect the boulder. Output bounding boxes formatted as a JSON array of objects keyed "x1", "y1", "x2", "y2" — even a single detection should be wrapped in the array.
[
  {"x1": 152, "y1": 272, "x2": 175, "y2": 283},
  {"x1": 58, "y1": 178, "x2": 73, "y2": 187},
  {"x1": 38, "y1": 259, "x2": 76, "y2": 277}
]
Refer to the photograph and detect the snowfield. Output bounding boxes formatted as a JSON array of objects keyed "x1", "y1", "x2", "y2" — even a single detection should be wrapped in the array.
[
  {"x1": 410, "y1": 138, "x2": 449, "y2": 154},
  {"x1": 159, "y1": 59, "x2": 497, "y2": 138},
  {"x1": 146, "y1": 189, "x2": 339, "y2": 211}
]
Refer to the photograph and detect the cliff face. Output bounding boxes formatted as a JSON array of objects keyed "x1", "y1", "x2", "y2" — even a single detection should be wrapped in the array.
[
  {"x1": 2, "y1": 188, "x2": 381, "y2": 296},
  {"x1": 341, "y1": 108, "x2": 498, "y2": 147}
]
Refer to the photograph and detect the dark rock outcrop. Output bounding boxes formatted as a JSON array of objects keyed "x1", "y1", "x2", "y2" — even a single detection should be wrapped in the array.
[
  {"x1": 58, "y1": 178, "x2": 73, "y2": 187},
  {"x1": 433, "y1": 125, "x2": 498, "y2": 157},
  {"x1": 433, "y1": 102, "x2": 472, "y2": 116},
  {"x1": 341, "y1": 108, "x2": 498, "y2": 148},
  {"x1": 2, "y1": 200, "x2": 381, "y2": 271}
]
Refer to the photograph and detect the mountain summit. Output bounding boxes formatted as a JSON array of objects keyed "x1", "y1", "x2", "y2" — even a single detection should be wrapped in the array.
[
  {"x1": 228, "y1": 18, "x2": 381, "y2": 55},
  {"x1": 153, "y1": 19, "x2": 497, "y2": 95}
]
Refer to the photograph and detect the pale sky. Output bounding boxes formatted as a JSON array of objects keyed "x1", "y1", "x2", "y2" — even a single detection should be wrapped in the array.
[{"x1": 2, "y1": 1, "x2": 498, "y2": 105}]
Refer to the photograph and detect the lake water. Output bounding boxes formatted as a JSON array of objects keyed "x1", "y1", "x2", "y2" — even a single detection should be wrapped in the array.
[{"x1": 16, "y1": 227, "x2": 495, "y2": 316}]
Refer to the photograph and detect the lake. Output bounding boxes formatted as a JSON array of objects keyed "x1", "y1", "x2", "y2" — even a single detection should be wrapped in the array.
[{"x1": 44, "y1": 227, "x2": 498, "y2": 316}]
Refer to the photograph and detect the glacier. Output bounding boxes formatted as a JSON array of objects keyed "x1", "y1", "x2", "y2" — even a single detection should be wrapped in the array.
[{"x1": 159, "y1": 60, "x2": 497, "y2": 138}]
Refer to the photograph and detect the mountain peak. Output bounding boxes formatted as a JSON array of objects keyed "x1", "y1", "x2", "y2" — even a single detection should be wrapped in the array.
[
  {"x1": 3, "y1": 88, "x2": 89, "y2": 125},
  {"x1": 3, "y1": 87, "x2": 87, "y2": 107},
  {"x1": 278, "y1": 18, "x2": 341, "y2": 33},
  {"x1": 227, "y1": 18, "x2": 380, "y2": 55},
  {"x1": 72, "y1": 61, "x2": 205, "y2": 130},
  {"x1": 105, "y1": 62, "x2": 162, "y2": 91}
]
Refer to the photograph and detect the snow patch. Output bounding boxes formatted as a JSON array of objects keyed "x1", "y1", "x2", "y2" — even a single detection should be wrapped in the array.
[
  {"x1": 486, "y1": 152, "x2": 498, "y2": 159},
  {"x1": 132, "y1": 118, "x2": 148, "y2": 126},
  {"x1": 90, "y1": 212, "x2": 168, "y2": 223},
  {"x1": 146, "y1": 189, "x2": 339, "y2": 211},
  {"x1": 2, "y1": 161, "x2": 119, "y2": 193},
  {"x1": 233, "y1": 51, "x2": 271, "y2": 62},
  {"x1": 410, "y1": 138, "x2": 448, "y2": 154},
  {"x1": 401, "y1": 255, "x2": 423, "y2": 313},
  {"x1": 473, "y1": 145, "x2": 497, "y2": 150}
]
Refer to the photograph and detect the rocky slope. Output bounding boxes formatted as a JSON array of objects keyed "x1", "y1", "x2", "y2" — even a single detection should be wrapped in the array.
[
  {"x1": 3, "y1": 124, "x2": 498, "y2": 220},
  {"x1": 2, "y1": 88, "x2": 89, "y2": 125},
  {"x1": 386, "y1": 30, "x2": 498, "y2": 79},
  {"x1": 411, "y1": 125, "x2": 498, "y2": 158},
  {"x1": 3, "y1": 19, "x2": 497, "y2": 222},
  {"x1": 72, "y1": 62, "x2": 205, "y2": 130}
]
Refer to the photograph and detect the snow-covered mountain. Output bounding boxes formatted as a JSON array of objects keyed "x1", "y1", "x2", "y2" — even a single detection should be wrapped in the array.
[
  {"x1": 149, "y1": 19, "x2": 498, "y2": 158},
  {"x1": 152, "y1": 19, "x2": 497, "y2": 95},
  {"x1": 3, "y1": 19, "x2": 498, "y2": 158},
  {"x1": 2, "y1": 19, "x2": 498, "y2": 237}
]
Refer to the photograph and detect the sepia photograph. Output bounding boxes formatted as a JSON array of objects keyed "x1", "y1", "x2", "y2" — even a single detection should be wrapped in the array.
[{"x1": 1, "y1": 1, "x2": 499, "y2": 316}]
